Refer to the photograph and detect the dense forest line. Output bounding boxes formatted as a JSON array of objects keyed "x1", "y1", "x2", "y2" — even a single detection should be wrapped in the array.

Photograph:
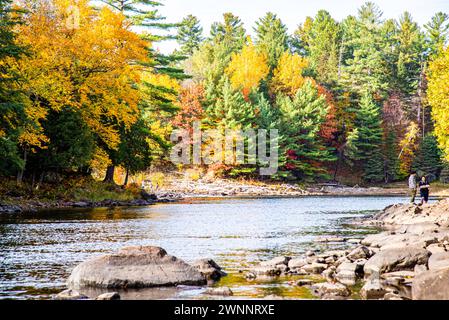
[{"x1": 1, "y1": 0, "x2": 449, "y2": 189}]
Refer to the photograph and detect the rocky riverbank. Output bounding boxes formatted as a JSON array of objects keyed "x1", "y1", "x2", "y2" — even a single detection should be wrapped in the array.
[
  {"x1": 246, "y1": 198, "x2": 449, "y2": 300},
  {"x1": 156, "y1": 178, "x2": 408, "y2": 198},
  {"x1": 55, "y1": 198, "x2": 449, "y2": 300}
]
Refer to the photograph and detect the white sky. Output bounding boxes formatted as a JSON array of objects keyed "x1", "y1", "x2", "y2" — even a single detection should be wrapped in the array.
[{"x1": 154, "y1": 0, "x2": 449, "y2": 54}]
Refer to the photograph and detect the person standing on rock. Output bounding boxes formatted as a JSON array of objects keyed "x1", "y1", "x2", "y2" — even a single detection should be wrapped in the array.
[
  {"x1": 408, "y1": 171, "x2": 417, "y2": 203},
  {"x1": 419, "y1": 176, "x2": 430, "y2": 205}
]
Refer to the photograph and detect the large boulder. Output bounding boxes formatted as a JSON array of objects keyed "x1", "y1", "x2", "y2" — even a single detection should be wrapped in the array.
[
  {"x1": 311, "y1": 282, "x2": 350, "y2": 298},
  {"x1": 68, "y1": 246, "x2": 206, "y2": 289},
  {"x1": 412, "y1": 268, "x2": 449, "y2": 300},
  {"x1": 364, "y1": 247, "x2": 430, "y2": 276},
  {"x1": 360, "y1": 279, "x2": 387, "y2": 300}
]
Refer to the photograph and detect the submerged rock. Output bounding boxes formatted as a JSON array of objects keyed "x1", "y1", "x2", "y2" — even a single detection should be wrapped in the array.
[
  {"x1": 96, "y1": 292, "x2": 121, "y2": 300},
  {"x1": 68, "y1": 246, "x2": 206, "y2": 289},
  {"x1": 192, "y1": 259, "x2": 227, "y2": 281},
  {"x1": 204, "y1": 287, "x2": 233, "y2": 296},
  {"x1": 55, "y1": 289, "x2": 89, "y2": 300}
]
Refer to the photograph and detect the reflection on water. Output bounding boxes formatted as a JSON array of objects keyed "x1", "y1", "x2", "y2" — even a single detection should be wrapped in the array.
[{"x1": 0, "y1": 196, "x2": 409, "y2": 299}]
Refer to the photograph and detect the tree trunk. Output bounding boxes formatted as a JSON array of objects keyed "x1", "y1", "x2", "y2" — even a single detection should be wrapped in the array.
[
  {"x1": 123, "y1": 168, "x2": 129, "y2": 187},
  {"x1": 103, "y1": 165, "x2": 115, "y2": 183}
]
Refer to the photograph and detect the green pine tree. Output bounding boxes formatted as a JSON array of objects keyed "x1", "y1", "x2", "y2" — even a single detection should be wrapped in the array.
[
  {"x1": 254, "y1": 12, "x2": 288, "y2": 70},
  {"x1": 177, "y1": 15, "x2": 203, "y2": 56},
  {"x1": 424, "y1": 12, "x2": 449, "y2": 57},
  {"x1": 412, "y1": 134, "x2": 443, "y2": 179},
  {"x1": 341, "y1": 2, "x2": 389, "y2": 97},
  {"x1": 350, "y1": 92, "x2": 384, "y2": 183},
  {"x1": 277, "y1": 80, "x2": 335, "y2": 181},
  {"x1": 0, "y1": 0, "x2": 27, "y2": 176},
  {"x1": 384, "y1": 130, "x2": 400, "y2": 183}
]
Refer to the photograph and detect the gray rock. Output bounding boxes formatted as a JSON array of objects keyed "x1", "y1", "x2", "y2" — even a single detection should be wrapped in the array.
[
  {"x1": 311, "y1": 282, "x2": 350, "y2": 298},
  {"x1": 347, "y1": 246, "x2": 373, "y2": 261},
  {"x1": 288, "y1": 258, "x2": 307, "y2": 270},
  {"x1": 192, "y1": 259, "x2": 226, "y2": 280},
  {"x1": 336, "y1": 262, "x2": 359, "y2": 286},
  {"x1": 204, "y1": 287, "x2": 233, "y2": 296},
  {"x1": 252, "y1": 265, "x2": 281, "y2": 276},
  {"x1": 302, "y1": 263, "x2": 327, "y2": 274},
  {"x1": 55, "y1": 289, "x2": 88, "y2": 300},
  {"x1": 322, "y1": 266, "x2": 336, "y2": 282},
  {"x1": 96, "y1": 292, "x2": 120, "y2": 300},
  {"x1": 68, "y1": 246, "x2": 206, "y2": 289},
  {"x1": 260, "y1": 256, "x2": 290, "y2": 267},
  {"x1": 384, "y1": 292, "x2": 404, "y2": 300},
  {"x1": 412, "y1": 268, "x2": 449, "y2": 300},
  {"x1": 428, "y1": 252, "x2": 449, "y2": 270},
  {"x1": 364, "y1": 247, "x2": 430, "y2": 276},
  {"x1": 360, "y1": 279, "x2": 387, "y2": 300}
]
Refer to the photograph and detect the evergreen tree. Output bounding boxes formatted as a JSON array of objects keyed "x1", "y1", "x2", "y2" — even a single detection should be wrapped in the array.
[
  {"x1": 177, "y1": 14, "x2": 203, "y2": 56},
  {"x1": 412, "y1": 134, "x2": 443, "y2": 179},
  {"x1": 424, "y1": 12, "x2": 449, "y2": 57},
  {"x1": 0, "y1": 0, "x2": 27, "y2": 176},
  {"x1": 307, "y1": 10, "x2": 341, "y2": 84},
  {"x1": 210, "y1": 13, "x2": 246, "y2": 55},
  {"x1": 350, "y1": 93, "x2": 384, "y2": 183},
  {"x1": 440, "y1": 162, "x2": 449, "y2": 184},
  {"x1": 254, "y1": 12, "x2": 288, "y2": 70},
  {"x1": 394, "y1": 12, "x2": 424, "y2": 95},
  {"x1": 384, "y1": 130, "x2": 400, "y2": 182},
  {"x1": 277, "y1": 80, "x2": 335, "y2": 180},
  {"x1": 341, "y1": 2, "x2": 389, "y2": 97}
]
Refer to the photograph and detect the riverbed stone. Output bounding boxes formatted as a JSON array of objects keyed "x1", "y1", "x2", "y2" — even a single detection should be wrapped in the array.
[
  {"x1": 426, "y1": 243, "x2": 447, "y2": 254},
  {"x1": 252, "y1": 265, "x2": 281, "y2": 276},
  {"x1": 335, "y1": 262, "x2": 359, "y2": 286},
  {"x1": 360, "y1": 279, "x2": 387, "y2": 300},
  {"x1": 322, "y1": 266, "x2": 336, "y2": 281},
  {"x1": 363, "y1": 247, "x2": 430, "y2": 276},
  {"x1": 204, "y1": 287, "x2": 233, "y2": 296},
  {"x1": 192, "y1": 259, "x2": 226, "y2": 280},
  {"x1": 302, "y1": 263, "x2": 327, "y2": 274},
  {"x1": 311, "y1": 282, "x2": 350, "y2": 298},
  {"x1": 55, "y1": 289, "x2": 89, "y2": 300},
  {"x1": 260, "y1": 256, "x2": 290, "y2": 267},
  {"x1": 288, "y1": 258, "x2": 307, "y2": 270},
  {"x1": 412, "y1": 268, "x2": 449, "y2": 300},
  {"x1": 67, "y1": 246, "x2": 206, "y2": 289},
  {"x1": 96, "y1": 292, "x2": 120, "y2": 300},
  {"x1": 347, "y1": 246, "x2": 373, "y2": 261}
]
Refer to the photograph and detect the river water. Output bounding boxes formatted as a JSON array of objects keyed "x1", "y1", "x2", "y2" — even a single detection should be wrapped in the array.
[{"x1": 0, "y1": 196, "x2": 410, "y2": 300}]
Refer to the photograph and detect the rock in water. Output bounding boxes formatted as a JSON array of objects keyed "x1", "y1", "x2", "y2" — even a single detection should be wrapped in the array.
[
  {"x1": 68, "y1": 246, "x2": 206, "y2": 289},
  {"x1": 55, "y1": 289, "x2": 88, "y2": 300},
  {"x1": 96, "y1": 292, "x2": 121, "y2": 300},
  {"x1": 192, "y1": 259, "x2": 227, "y2": 280},
  {"x1": 204, "y1": 287, "x2": 233, "y2": 296},
  {"x1": 412, "y1": 268, "x2": 449, "y2": 300}
]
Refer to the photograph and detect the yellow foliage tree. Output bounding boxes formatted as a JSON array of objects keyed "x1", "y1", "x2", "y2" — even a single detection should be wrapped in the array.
[
  {"x1": 12, "y1": 0, "x2": 149, "y2": 151},
  {"x1": 398, "y1": 121, "x2": 420, "y2": 175},
  {"x1": 225, "y1": 39, "x2": 269, "y2": 96},
  {"x1": 271, "y1": 51, "x2": 310, "y2": 96},
  {"x1": 428, "y1": 47, "x2": 449, "y2": 161}
]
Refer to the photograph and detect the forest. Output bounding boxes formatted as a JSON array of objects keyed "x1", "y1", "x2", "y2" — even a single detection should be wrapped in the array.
[{"x1": 1, "y1": 0, "x2": 449, "y2": 190}]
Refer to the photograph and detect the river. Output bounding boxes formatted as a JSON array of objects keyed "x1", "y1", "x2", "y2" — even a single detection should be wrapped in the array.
[{"x1": 0, "y1": 196, "x2": 410, "y2": 299}]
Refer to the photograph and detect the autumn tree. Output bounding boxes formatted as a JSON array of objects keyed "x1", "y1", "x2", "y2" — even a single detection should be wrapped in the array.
[
  {"x1": 12, "y1": 0, "x2": 149, "y2": 181},
  {"x1": 270, "y1": 51, "x2": 309, "y2": 97},
  {"x1": 427, "y1": 46, "x2": 449, "y2": 161},
  {"x1": 225, "y1": 40, "x2": 269, "y2": 96}
]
